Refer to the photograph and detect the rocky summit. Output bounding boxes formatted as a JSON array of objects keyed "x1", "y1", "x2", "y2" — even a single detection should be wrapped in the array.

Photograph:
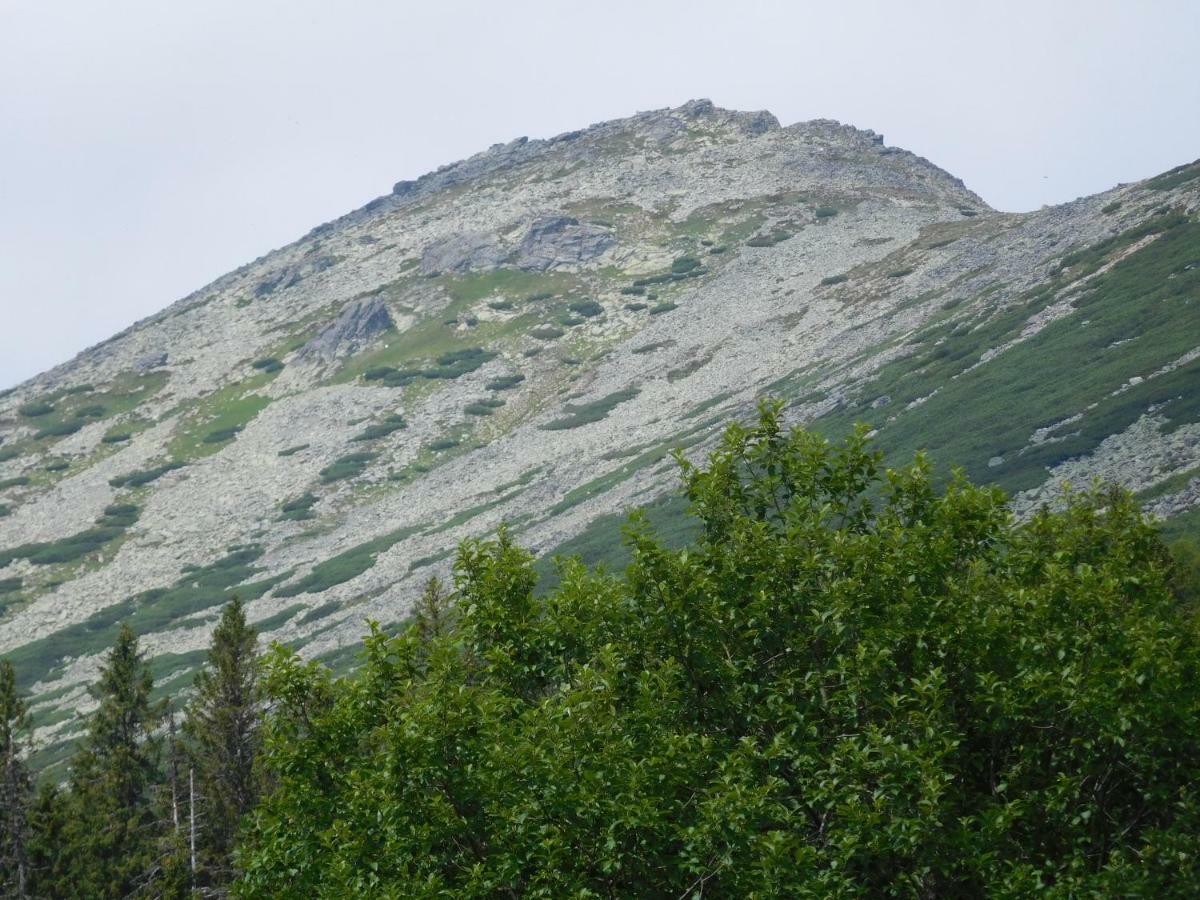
[{"x1": 1, "y1": 100, "x2": 1198, "y2": 769}]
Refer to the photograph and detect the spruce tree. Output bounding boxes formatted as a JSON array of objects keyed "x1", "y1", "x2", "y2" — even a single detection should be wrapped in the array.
[
  {"x1": 62, "y1": 623, "x2": 164, "y2": 898},
  {"x1": 183, "y1": 597, "x2": 261, "y2": 888},
  {"x1": 0, "y1": 659, "x2": 31, "y2": 898}
]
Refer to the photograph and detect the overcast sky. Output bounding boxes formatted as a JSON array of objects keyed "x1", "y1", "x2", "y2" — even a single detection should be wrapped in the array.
[{"x1": 2, "y1": 0, "x2": 1198, "y2": 389}]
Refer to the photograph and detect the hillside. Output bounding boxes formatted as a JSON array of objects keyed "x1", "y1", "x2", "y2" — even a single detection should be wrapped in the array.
[{"x1": 1, "y1": 100, "x2": 1198, "y2": 768}]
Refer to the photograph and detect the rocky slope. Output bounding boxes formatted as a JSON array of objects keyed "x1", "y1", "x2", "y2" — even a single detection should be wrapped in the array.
[{"x1": 2, "y1": 100, "x2": 1198, "y2": 768}]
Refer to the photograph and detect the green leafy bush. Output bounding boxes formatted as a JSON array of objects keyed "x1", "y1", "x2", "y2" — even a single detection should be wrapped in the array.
[
  {"x1": 619, "y1": 286, "x2": 646, "y2": 296},
  {"x1": 45, "y1": 459, "x2": 70, "y2": 472},
  {"x1": 671, "y1": 256, "x2": 701, "y2": 273},
  {"x1": 0, "y1": 476, "x2": 30, "y2": 490},
  {"x1": 0, "y1": 445, "x2": 21, "y2": 462},
  {"x1": 820, "y1": 273, "x2": 849, "y2": 285},
  {"x1": 814, "y1": 205, "x2": 838, "y2": 218},
  {"x1": 0, "y1": 577, "x2": 21, "y2": 595},
  {"x1": 623, "y1": 302, "x2": 647, "y2": 312},
  {"x1": 487, "y1": 299, "x2": 516, "y2": 310},
  {"x1": 422, "y1": 347, "x2": 497, "y2": 379},
  {"x1": 887, "y1": 267, "x2": 914, "y2": 278},
  {"x1": 530, "y1": 326, "x2": 564, "y2": 340},
  {"x1": 526, "y1": 291, "x2": 554, "y2": 302},
  {"x1": 277, "y1": 444, "x2": 309, "y2": 457},
  {"x1": 649, "y1": 301, "x2": 678, "y2": 315},
  {"x1": 101, "y1": 431, "x2": 133, "y2": 444},
  {"x1": 242, "y1": 404, "x2": 1200, "y2": 897},
  {"x1": 428, "y1": 437, "x2": 460, "y2": 452}
]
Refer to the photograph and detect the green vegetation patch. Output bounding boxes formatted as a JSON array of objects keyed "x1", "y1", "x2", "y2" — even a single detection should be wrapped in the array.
[
  {"x1": 280, "y1": 493, "x2": 319, "y2": 521},
  {"x1": 649, "y1": 301, "x2": 678, "y2": 315},
  {"x1": 464, "y1": 398, "x2": 505, "y2": 416},
  {"x1": 351, "y1": 413, "x2": 407, "y2": 442},
  {"x1": 18, "y1": 401, "x2": 55, "y2": 418},
  {"x1": 567, "y1": 299, "x2": 603, "y2": 318},
  {"x1": 276, "y1": 524, "x2": 425, "y2": 598},
  {"x1": 541, "y1": 388, "x2": 640, "y2": 431},
  {"x1": 0, "y1": 503, "x2": 140, "y2": 569},
  {"x1": 530, "y1": 325, "x2": 564, "y2": 340},
  {"x1": 811, "y1": 211, "x2": 1200, "y2": 492},
  {"x1": 319, "y1": 452, "x2": 377, "y2": 484},
  {"x1": 251, "y1": 357, "x2": 284, "y2": 373},
  {"x1": 110, "y1": 461, "x2": 185, "y2": 488},
  {"x1": 277, "y1": 444, "x2": 309, "y2": 457},
  {"x1": 0, "y1": 476, "x2": 30, "y2": 490},
  {"x1": 486, "y1": 374, "x2": 525, "y2": 391},
  {"x1": 7, "y1": 544, "x2": 283, "y2": 691},
  {"x1": 1145, "y1": 158, "x2": 1200, "y2": 191},
  {"x1": 814, "y1": 205, "x2": 839, "y2": 219}
]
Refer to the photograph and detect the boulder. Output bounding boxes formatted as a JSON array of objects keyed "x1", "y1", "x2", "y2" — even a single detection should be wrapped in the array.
[
  {"x1": 514, "y1": 216, "x2": 615, "y2": 271},
  {"x1": 298, "y1": 296, "x2": 393, "y2": 362},
  {"x1": 419, "y1": 231, "x2": 506, "y2": 275}
]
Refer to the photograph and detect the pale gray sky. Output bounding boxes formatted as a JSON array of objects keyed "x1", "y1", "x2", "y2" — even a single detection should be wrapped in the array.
[{"x1": 2, "y1": 0, "x2": 1198, "y2": 389}]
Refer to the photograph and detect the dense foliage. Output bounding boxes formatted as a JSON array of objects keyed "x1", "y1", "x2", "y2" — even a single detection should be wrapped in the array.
[
  {"x1": 2, "y1": 404, "x2": 1199, "y2": 896},
  {"x1": 237, "y1": 404, "x2": 1200, "y2": 897}
]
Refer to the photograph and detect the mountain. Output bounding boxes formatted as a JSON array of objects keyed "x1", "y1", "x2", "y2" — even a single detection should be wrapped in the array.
[{"x1": 1, "y1": 100, "x2": 1198, "y2": 769}]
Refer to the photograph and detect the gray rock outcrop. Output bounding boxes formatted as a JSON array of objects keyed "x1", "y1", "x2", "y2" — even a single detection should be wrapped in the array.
[{"x1": 514, "y1": 216, "x2": 615, "y2": 271}]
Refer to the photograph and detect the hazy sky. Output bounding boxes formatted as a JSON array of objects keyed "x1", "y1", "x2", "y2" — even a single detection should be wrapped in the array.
[{"x1": 2, "y1": 0, "x2": 1198, "y2": 389}]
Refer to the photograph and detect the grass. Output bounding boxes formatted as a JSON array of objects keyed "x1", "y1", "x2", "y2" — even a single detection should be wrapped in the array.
[
  {"x1": 275, "y1": 524, "x2": 425, "y2": 597},
  {"x1": 5, "y1": 544, "x2": 281, "y2": 691},
  {"x1": 1145, "y1": 159, "x2": 1200, "y2": 192},
  {"x1": 168, "y1": 390, "x2": 272, "y2": 460},
  {"x1": 0, "y1": 503, "x2": 140, "y2": 569},
  {"x1": 27, "y1": 372, "x2": 169, "y2": 448},
  {"x1": 809, "y1": 211, "x2": 1200, "y2": 492},
  {"x1": 541, "y1": 388, "x2": 640, "y2": 431}
]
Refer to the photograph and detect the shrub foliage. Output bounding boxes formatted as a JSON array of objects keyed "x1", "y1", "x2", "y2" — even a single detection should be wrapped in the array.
[{"x1": 239, "y1": 403, "x2": 1200, "y2": 897}]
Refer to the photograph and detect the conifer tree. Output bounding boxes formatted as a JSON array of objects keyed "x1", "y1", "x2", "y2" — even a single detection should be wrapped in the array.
[
  {"x1": 0, "y1": 659, "x2": 31, "y2": 898},
  {"x1": 61, "y1": 623, "x2": 164, "y2": 898},
  {"x1": 183, "y1": 597, "x2": 261, "y2": 888}
]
